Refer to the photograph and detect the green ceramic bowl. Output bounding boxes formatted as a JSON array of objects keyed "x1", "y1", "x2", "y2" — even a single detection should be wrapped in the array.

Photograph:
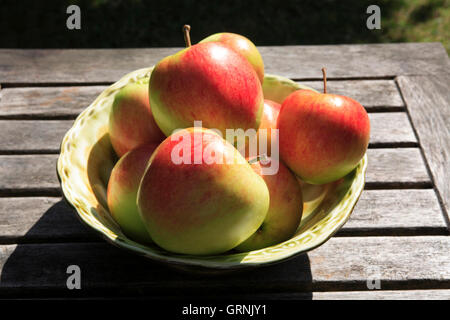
[{"x1": 57, "y1": 67, "x2": 367, "y2": 272}]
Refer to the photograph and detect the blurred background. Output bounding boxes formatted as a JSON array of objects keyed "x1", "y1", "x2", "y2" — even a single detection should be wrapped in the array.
[{"x1": 0, "y1": 0, "x2": 448, "y2": 53}]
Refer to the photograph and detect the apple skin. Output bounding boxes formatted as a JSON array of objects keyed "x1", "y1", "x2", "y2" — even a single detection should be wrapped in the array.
[
  {"x1": 277, "y1": 90, "x2": 370, "y2": 184},
  {"x1": 149, "y1": 42, "x2": 264, "y2": 137},
  {"x1": 260, "y1": 100, "x2": 281, "y2": 138},
  {"x1": 199, "y1": 32, "x2": 264, "y2": 83},
  {"x1": 241, "y1": 99, "x2": 281, "y2": 159},
  {"x1": 109, "y1": 81, "x2": 165, "y2": 157},
  {"x1": 137, "y1": 127, "x2": 270, "y2": 255},
  {"x1": 235, "y1": 158, "x2": 303, "y2": 252},
  {"x1": 107, "y1": 143, "x2": 158, "y2": 244}
]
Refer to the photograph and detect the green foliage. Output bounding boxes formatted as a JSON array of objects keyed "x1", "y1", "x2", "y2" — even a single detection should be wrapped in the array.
[
  {"x1": 0, "y1": 0, "x2": 447, "y2": 52},
  {"x1": 380, "y1": 0, "x2": 449, "y2": 53}
]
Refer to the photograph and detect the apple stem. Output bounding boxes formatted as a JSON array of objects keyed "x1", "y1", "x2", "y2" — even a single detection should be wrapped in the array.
[
  {"x1": 322, "y1": 67, "x2": 327, "y2": 94},
  {"x1": 183, "y1": 25, "x2": 191, "y2": 47},
  {"x1": 248, "y1": 154, "x2": 268, "y2": 164}
]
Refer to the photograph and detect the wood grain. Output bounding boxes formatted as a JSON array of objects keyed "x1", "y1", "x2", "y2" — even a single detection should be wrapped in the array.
[
  {"x1": 262, "y1": 43, "x2": 450, "y2": 79},
  {"x1": 0, "y1": 189, "x2": 445, "y2": 244},
  {"x1": 0, "y1": 198, "x2": 97, "y2": 243},
  {"x1": 0, "y1": 86, "x2": 107, "y2": 119},
  {"x1": 397, "y1": 75, "x2": 450, "y2": 224},
  {"x1": 0, "y1": 236, "x2": 448, "y2": 297},
  {"x1": 0, "y1": 149, "x2": 430, "y2": 196},
  {"x1": 365, "y1": 148, "x2": 430, "y2": 188},
  {"x1": 0, "y1": 80, "x2": 404, "y2": 120},
  {"x1": 0, "y1": 155, "x2": 60, "y2": 196},
  {"x1": 368, "y1": 113, "x2": 417, "y2": 147},
  {"x1": 339, "y1": 189, "x2": 446, "y2": 235},
  {"x1": 217, "y1": 290, "x2": 450, "y2": 300},
  {"x1": 312, "y1": 289, "x2": 450, "y2": 300},
  {"x1": 0, "y1": 113, "x2": 416, "y2": 153},
  {"x1": 0, "y1": 120, "x2": 73, "y2": 153},
  {"x1": 298, "y1": 80, "x2": 404, "y2": 110},
  {"x1": 0, "y1": 43, "x2": 448, "y2": 84}
]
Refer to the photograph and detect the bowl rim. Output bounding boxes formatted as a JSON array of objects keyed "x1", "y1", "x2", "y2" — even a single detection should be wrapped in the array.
[{"x1": 57, "y1": 67, "x2": 367, "y2": 270}]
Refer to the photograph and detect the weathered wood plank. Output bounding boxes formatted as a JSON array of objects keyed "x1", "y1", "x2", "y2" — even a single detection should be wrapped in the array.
[
  {"x1": 365, "y1": 148, "x2": 430, "y2": 188},
  {"x1": 221, "y1": 290, "x2": 450, "y2": 300},
  {"x1": 0, "y1": 48, "x2": 177, "y2": 84},
  {"x1": 0, "y1": 113, "x2": 416, "y2": 153},
  {"x1": 0, "y1": 43, "x2": 448, "y2": 84},
  {"x1": 0, "y1": 155, "x2": 60, "y2": 196},
  {"x1": 0, "y1": 80, "x2": 404, "y2": 119},
  {"x1": 339, "y1": 189, "x2": 447, "y2": 235},
  {"x1": 368, "y1": 113, "x2": 417, "y2": 147},
  {"x1": 312, "y1": 289, "x2": 450, "y2": 300},
  {"x1": 0, "y1": 149, "x2": 430, "y2": 195},
  {"x1": 0, "y1": 198, "x2": 97, "y2": 243},
  {"x1": 397, "y1": 75, "x2": 450, "y2": 224},
  {"x1": 1, "y1": 189, "x2": 444, "y2": 244},
  {"x1": 262, "y1": 43, "x2": 450, "y2": 79},
  {"x1": 0, "y1": 120, "x2": 73, "y2": 153},
  {"x1": 0, "y1": 86, "x2": 107, "y2": 119},
  {"x1": 0, "y1": 236, "x2": 448, "y2": 297},
  {"x1": 298, "y1": 80, "x2": 404, "y2": 110}
]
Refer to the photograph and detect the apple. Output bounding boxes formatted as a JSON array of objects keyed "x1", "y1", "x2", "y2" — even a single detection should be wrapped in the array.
[
  {"x1": 107, "y1": 143, "x2": 158, "y2": 244},
  {"x1": 240, "y1": 99, "x2": 281, "y2": 159},
  {"x1": 137, "y1": 127, "x2": 270, "y2": 255},
  {"x1": 149, "y1": 26, "x2": 264, "y2": 137},
  {"x1": 235, "y1": 158, "x2": 303, "y2": 251},
  {"x1": 277, "y1": 68, "x2": 370, "y2": 184},
  {"x1": 109, "y1": 81, "x2": 165, "y2": 157},
  {"x1": 199, "y1": 32, "x2": 265, "y2": 83}
]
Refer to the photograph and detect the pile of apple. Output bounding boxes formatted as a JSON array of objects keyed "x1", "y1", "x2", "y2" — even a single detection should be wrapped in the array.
[{"x1": 106, "y1": 26, "x2": 370, "y2": 255}]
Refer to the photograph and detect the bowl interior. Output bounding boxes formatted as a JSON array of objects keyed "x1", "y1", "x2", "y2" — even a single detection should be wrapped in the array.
[{"x1": 57, "y1": 67, "x2": 366, "y2": 270}]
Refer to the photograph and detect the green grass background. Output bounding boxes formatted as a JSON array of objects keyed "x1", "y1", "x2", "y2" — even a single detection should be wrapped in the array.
[{"x1": 1, "y1": 0, "x2": 448, "y2": 52}]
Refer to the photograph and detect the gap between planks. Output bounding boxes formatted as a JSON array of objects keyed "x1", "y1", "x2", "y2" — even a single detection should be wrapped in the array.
[
  {"x1": 0, "y1": 82, "x2": 113, "y2": 88},
  {"x1": 0, "y1": 77, "x2": 396, "y2": 89},
  {"x1": 0, "y1": 144, "x2": 421, "y2": 156}
]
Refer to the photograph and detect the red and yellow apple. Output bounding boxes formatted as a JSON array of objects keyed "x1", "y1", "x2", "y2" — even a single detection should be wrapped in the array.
[
  {"x1": 240, "y1": 99, "x2": 281, "y2": 159},
  {"x1": 106, "y1": 143, "x2": 158, "y2": 244},
  {"x1": 277, "y1": 78, "x2": 370, "y2": 184},
  {"x1": 200, "y1": 32, "x2": 265, "y2": 83},
  {"x1": 149, "y1": 28, "x2": 264, "y2": 137},
  {"x1": 109, "y1": 81, "x2": 165, "y2": 157},
  {"x1": 235, "y1": 158, "x2": 303, "y2": 251},
  {"x1": 137, "y1": 128, "x2": 270, "y2": 255}
]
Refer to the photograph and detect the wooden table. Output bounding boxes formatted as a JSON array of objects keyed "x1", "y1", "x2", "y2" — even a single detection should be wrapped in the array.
[{"x1": 0, "y1": 43, "x2": 449, "y2": 300}]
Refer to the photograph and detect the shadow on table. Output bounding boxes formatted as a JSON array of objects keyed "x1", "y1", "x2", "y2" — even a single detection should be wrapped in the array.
[
  {"x1": 1, "y1": 132, "x2": 312, "y2": 298},
  {"x1": 0, "y1": 198, "x2": 313, "y2": 299}
]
